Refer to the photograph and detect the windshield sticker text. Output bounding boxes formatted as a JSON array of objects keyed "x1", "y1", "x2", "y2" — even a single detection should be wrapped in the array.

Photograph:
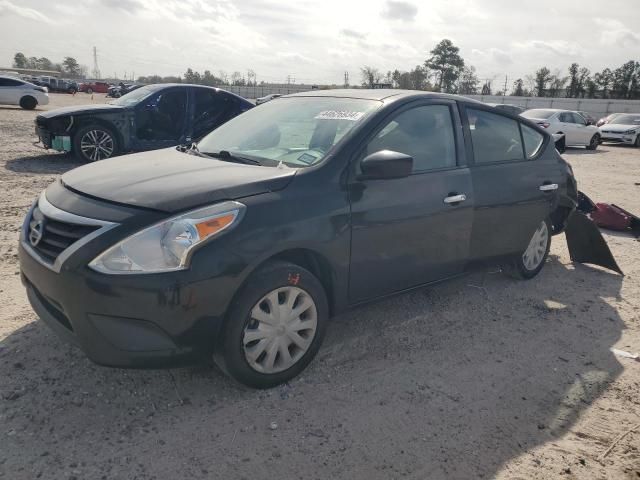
[{"x1": 315, "y1": 111, "x2": 365, "y2": 121}]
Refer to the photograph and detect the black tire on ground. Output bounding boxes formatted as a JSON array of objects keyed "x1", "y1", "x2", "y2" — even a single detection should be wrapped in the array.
[
  {"x1": 635, "y1": 135, "x2": 640, "y2": 148},
  {"x1": 68, "y1": 88, "x2": 77, "y2": 94},
  {"x1": 215, "y1": 261, "x2": 329, "y2": 389},
  {"x1": 72, "y1": 124, "x2": 119, "y2": 162},
  {"x1": 586, "y1": 134, "x2": 600, "y2": 150},
  {"x1": 503, "y1": 218, "x2": 552, "y2": 280},
  {"x1": 86, "y1": 87, "x2": 93, "y2": 94},
  {"x1": 19, "y1": 96, "x2": 37, "y2": 110}
]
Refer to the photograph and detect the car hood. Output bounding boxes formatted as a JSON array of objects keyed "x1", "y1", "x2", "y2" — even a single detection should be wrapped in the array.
[
  {"x1": 38, "y1": 103, "x2": 127, "y2": 119},
  {"x1": 600, "y1": 124, "x2": 639, "y2": 132},
  {"x1": 61, "y1": 148, "x2": 296, "y2": 213}
]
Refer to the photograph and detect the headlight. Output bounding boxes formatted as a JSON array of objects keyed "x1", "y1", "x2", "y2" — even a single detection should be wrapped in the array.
[
  {"x1": 623, "y1": 128, "x2": 638, "y2": 135},
  {"x1": 89, "y1": 201, "x2": 245, "y2": 274}
]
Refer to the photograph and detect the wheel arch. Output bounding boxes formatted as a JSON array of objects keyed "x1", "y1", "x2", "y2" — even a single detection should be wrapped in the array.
[{"x1": 72, "y1": 117, "x2": 124, "y2": 150}]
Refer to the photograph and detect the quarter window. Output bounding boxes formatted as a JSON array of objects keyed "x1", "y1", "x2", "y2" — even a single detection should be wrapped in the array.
[
  {"x1": 467, "y1": 108, "x2": 524, "y2": 164},
  {"x1": 0, "y1": 78, "x2": 23, "y2": 87},
  {"x1": 365, "y1": 105, "x2": 457, "y2": 173},
  {"x1": 521, "y1": 124, "x2": 544, "y2": 159}
]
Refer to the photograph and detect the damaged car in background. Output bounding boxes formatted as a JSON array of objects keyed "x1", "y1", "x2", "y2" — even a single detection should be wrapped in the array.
[
  {"x1": 34, "y1": 84, "x2": 253, "y2": 161},
  {"x1": 19, "y1": 89, "x2": 621, "y2": 389},
  {"x1": 598, "y1": 113, "x2": 640, "y2": 147}
]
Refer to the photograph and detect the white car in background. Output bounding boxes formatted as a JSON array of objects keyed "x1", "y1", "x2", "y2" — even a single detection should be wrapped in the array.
[
  {"x1": 522, "y1": 108, "x2": 600, "y2": 150},
  {"x1": 0, "y1": 75, "x2": 49, "y2": 110},
  {"x1": 599, "y1": 113, "x2": 640, "y2": 147},
  {"x1": 255, "y1": 93, "x2": 282, "y2": 105}
]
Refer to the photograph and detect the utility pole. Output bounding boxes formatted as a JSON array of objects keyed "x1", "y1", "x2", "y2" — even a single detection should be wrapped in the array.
[
  {"x1": 344, "y1": 71, "x2": 349, "y2": 87},
  {"x1": 92, "y1": 46, "x2": 101, "y2": 79},
  {"x1": 503, "y1": 75, "x2": 508, "y2": 97}
]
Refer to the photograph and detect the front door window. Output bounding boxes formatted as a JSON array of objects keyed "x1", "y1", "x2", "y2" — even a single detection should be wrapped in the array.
[{"x1": 136, "y1": 89, "x2": 188, "y2": 141}]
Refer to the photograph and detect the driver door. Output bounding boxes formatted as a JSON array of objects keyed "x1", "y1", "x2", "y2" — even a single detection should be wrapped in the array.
[
  {"x1": 348, "y1": 101, "x2": 474, "y2": 303},
  {"x1": 132, "y1": 88, "x2": 189, "y2": 151}
]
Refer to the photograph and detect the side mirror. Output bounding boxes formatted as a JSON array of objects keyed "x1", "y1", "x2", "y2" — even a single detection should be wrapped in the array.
[
  {"x1": 359, "y1": 150, "x2": 413, "y2": 180},
  {"x1": 586, "y1": 120, "x2": 594, "y2": 126}
]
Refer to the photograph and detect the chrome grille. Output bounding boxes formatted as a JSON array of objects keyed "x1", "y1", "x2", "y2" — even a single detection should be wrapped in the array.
[{"x1": 28, "y1": 206, "x2": 100, "y2": 263}]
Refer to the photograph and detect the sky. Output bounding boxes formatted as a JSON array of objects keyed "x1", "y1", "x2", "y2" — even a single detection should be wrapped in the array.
[{"x1": 0, "y1": 0, "x2": 639, "y2": 86}]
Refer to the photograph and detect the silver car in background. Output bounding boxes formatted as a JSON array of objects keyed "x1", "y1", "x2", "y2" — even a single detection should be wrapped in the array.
[
  {"x1": 255, "y1": 93, "x2": 282, "y2": 105},
  {"x1": 599, "y1": 114, "x2": 640, "y2": 147},
  {"x1": 521, "y1": 109, "x2": 600, "y2": 150}
]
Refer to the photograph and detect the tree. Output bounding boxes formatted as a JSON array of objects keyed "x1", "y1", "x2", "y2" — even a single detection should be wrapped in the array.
[
  {"x1": 457, "y1": 66, "x2": 479, "y2": 94},
  {"x1": 547, "y1": 70, "x2": 567, "y2": 97},
  {"x1": 184, "y1": 68, "x2": 201, "y2": 83},
  {"x1": 511, "y1": 78, "x2": 525, "y2": 96},
  {"x1": 534, "y1": 67, "x2": 552, "y2": 96},
  {"x1": 425, "y1": 39, "x2": 465, "y2": 93},
  {"x1": 594, "y1": 68, "x2": 614, "y2": 98},
  {"x1": 62, "y1": 57, "x2": 81, "y2": 77},
  {"x1": 360, "y1": 66, "x2": 382, "y2": 87},
  {"x1": 481, "y1": 80, "x2": 492, "y2": 95},
  {"x1": 230, "y1": 71, "x2": 244, "y2": 85},
  {"x1": 576, "y1": 67, "x2": 591, "y2": 98},
  {"x1": 13, "y1": 52, "x2": 27, "y2": 68},
  {"x1": 36, "y1": 57, "x2": 54, "y2": 70},
  {"x1": 611, "y1": 60, "x2": 639, "y2": 99},
  {"x1": 567, "y1": 63, "x2": 580, "y2": 98}
]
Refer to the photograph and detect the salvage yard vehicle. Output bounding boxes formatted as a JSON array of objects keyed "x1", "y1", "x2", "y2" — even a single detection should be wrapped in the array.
[
  {"x1": 19, "y1": 89, "x2": 620, "y2": 388},
  {"x1": 522, "y1": 109, "x2": 600, "y2": 149},
  {"x1": 598, "y1": 114, "x2": 640, "y2": 147},
  {"x1": 78, "y1": 81, "x2": 111, "y2": 94},
  {"x1": 35, "y1": 76, "x2": 78, "y2": 94},
  {"x1": 486, "y1": 103, "x2": 524, "y2": 115},
  {"x1": 256, "y1": 93, "x2": 282, "y2": 105},
  {"x1": 0, "y1": 75, "x2": 49, "y2": 109},
  {"x1": 34, "y1": 84, "x2": 253, "y2": 161}
]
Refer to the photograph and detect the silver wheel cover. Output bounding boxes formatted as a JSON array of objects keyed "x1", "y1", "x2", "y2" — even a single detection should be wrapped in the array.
[
  {"x1": 243, "y1": 286, "x2": 318, "y2": 374},
  {"x1": 522, "y1": 221, "x2": 549, "y2": 271},
  {"x1": 80, "y1": 129, "x2": 114, "y2": 161}
]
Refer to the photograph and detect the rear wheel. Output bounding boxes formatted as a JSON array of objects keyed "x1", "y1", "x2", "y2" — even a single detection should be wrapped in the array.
[
  {"x1": 73, "y1": 124, "x2": 118, "y2": 162},
  {"x1": 19, "y1": 96, "x2": 37, "y2": 110},
  {"x1": 503, "y1": 218, "x2": 551, "y2": 280},
  {"x1": 86, "y1": 87, "x2": 93, "y2": 94},
  {"x1": 216, "y1": 261, "x2": 328, "y2": 388},
  {"x1": 586, "y1": 134, "x2": 600, "y2": 150}
]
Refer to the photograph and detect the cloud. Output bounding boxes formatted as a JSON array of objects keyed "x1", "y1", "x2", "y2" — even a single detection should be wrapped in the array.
[
  {"x1": 515, "y1": 40, "x2": 582, "y2": 57},
  {"x1": 0, "y1": 0, "x2": 52, "y2": 23},
  {"x1": 472, "y1": 47, "x2": 513, "y2": 65},
  {"x1": 596, "y1": 18, "x2": 640, "y2": 48},
  {"x1": 341, "y1": 28, "x2": 366, "y2": 40},
  {"x1": 382, "y1": 0, "x2": 418, "y2": 22},
  {"x1": 100, "y1": 0, "x2": 144, "y2": 11}
]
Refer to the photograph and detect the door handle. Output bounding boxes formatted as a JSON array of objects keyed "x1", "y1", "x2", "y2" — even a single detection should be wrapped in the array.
[
  {"x1": 539, "y1": 183, "x2": 558, "y2": 192},
  {"x1": 443, "y1": 194, "x2": 467, "y2": 204}
]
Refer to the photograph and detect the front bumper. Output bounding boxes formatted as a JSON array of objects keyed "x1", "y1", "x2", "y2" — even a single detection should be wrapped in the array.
[
  {"x1": 17, "y1": 192, "x2": 243, "y2": 369},
  {"x1": 600, "y1": 132, "x2": 637, "y2": 144}
]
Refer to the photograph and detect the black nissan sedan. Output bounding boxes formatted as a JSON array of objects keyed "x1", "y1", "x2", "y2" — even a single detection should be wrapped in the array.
[
  {"x1": 20, "y1": 89, "x2": 595, "y2": 388},
  {"x1": 34, "y1": 84, "x2": 253, "y2": 162}
]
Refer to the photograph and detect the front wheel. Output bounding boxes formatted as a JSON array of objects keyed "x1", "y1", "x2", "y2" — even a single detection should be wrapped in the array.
[
  {"x1": 503, "y1": 218, "x2": 551, "y2": 280},
  {"x1": 635, "y1": 134, "x2": 640, "y2": 148},
  {"x1": 73, "y1": 124, "x2": 118, "y2": 162},
  {"x1": 586, "y1": 134, "x2": 600, "y2": 150},
  {"x1": 216, "y1": 261, "x2": 329, "y2": 389},
  {"x1": 86, "y1": 87, "x2": 93, "y2": 94},
  {"x1": 19, "y1": 96, "x2": 37, "y2": 110}
]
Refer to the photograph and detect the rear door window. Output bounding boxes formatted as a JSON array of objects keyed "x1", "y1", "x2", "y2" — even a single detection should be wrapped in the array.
[
  {"x1": 192, "y1": 89, "x2": 235, "y2": 139},
  {"x1": 467, "y1": 108, "x2": 524, "y2": 164}
]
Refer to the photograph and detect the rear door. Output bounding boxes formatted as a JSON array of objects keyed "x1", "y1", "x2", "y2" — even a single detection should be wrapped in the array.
[
  {"x1": 348, "y1": 100, "x2": 474, "y2": 303},
  {"x1": 558, "y1": 111, "x2": 579, "y2": 144},
  {"x1": 463, "y1": 106, "x2": 562, "y2": 260},
  {"x1": 187, "y1": 88, "x2": 240, "y2": 142},
  {"x1": 570, "y1": 112, "x2": 591, "y2": 144}
]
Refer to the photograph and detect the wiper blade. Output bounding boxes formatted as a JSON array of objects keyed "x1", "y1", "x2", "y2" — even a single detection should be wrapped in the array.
[{"x1": 201, "y1": 150, "x2": 261, "y2": 165}]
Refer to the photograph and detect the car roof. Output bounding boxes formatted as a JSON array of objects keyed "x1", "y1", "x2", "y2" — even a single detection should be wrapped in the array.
[{"x1": 284, "y1": 88, "x2": 483, "y2": 104}]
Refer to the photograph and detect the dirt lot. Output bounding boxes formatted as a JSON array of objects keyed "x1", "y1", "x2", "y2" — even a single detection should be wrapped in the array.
[{"x1": 1, "y1": 94, "x2": 639, "y2": 480}]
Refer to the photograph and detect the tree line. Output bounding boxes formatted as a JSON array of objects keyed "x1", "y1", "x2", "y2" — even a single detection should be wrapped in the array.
[
  {"x1": 12, "y1": 52, "x2": 87, "y2": 78},
  {"x1": 361, "y1": 39, "x2": 640, "y2": 100},
  {"x1": 137, "y1": 68, "x2": 260, "y2": 86}
]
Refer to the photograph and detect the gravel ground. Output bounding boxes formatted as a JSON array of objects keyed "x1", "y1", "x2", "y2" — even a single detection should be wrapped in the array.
[{"x1": 1, "y1": 94, "x2": 639, "y2": 480}]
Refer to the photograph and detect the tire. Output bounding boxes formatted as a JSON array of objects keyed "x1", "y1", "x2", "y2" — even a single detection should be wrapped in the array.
[
  {"x1": 215, "y1": 261, "x2": 329, "y2": 389},
  {"x1": 73, "y1": 124, "x2": 119, "y2": 162},
  {"x1": 503, "y1": 218, "x2": 552, "y2": 280},
  {"x1": 19, "y1": 96, "x2": 37, "y2": 110},
  {"x1": 635, "y1": 134, "x2": 640, "y2": 148},
  {"x1": 86, "y1": 87, "x2": 93, "y2": 94},
  {"x1": 68, "y1": 88, "x2": 77, "y2": 94},
  {"x1": 586, "y1": 134, "x2": 600, "y2": 150}
]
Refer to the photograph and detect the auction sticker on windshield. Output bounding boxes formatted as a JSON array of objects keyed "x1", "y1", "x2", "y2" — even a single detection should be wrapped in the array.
[{"x1": 315, "y1": 111, "x2": 365, "y2": 121}]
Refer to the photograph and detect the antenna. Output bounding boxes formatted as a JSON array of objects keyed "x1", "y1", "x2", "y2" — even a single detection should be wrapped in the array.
[{"x1": 92, "y1": 46, "x2": 101, "y2": 79}]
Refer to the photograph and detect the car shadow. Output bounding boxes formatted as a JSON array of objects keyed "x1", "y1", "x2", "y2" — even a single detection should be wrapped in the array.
[
  {"x1": 4, "y1": 153, "x2": 83, "y2": 175},
  {"x1": 0, "y1": 257, "x2": 625, "y2": 479},
  {"x1": 563, "y1": 147, "x2": 610, "y2": 155}
]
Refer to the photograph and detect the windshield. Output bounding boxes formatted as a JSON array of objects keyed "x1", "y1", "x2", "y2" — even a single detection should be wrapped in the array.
[
  {"x1": 522, "y1": 109, "x2": 556, "y2": 119},
  {"x1": 609, "y1": 114, "x2": 640, "y2": 125},
  {"x1": 111, "y1": 85, "x2": 156, "y2": 106},
  {"x1": 197, "y1": 97, "x2": 381, "y2": 168}
]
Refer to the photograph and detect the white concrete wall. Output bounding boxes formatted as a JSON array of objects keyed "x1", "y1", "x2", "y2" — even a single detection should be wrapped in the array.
[{"x1": 464, "y1": 95, "x2": 640, "y2": 118}]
